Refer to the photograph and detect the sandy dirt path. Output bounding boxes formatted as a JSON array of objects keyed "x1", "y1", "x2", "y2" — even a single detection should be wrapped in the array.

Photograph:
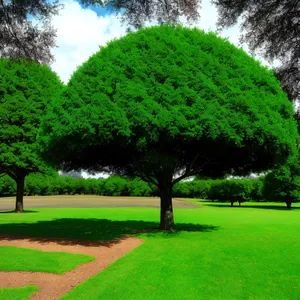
[
  {"x1": 0, "y1": 236, "x2": 143, "y2": 299},
  {"x1": 0, "y1": 195, "x2": 198, "y2": 211}
]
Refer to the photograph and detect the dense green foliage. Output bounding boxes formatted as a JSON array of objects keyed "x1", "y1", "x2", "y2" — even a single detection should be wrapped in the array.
[
  {"x1": 174, "y1": 177, "x2": 265, "y2": 203},
  {"x1": 0, "y1": 246, "x2": 94, "y2": 274},
  {"x1": 2, "y1": 205, "x2": 300, "y2": 299},
  {"x1": 0, "y1": 58, "x2": 63, "y2": 211},
  {"x1": 0, "y1": 59, "x2": 62, "y2": 175},
  {"x1": 0, "y1": 175, "x2": 15, "y2": 197},
  {"x1": 263, "y1": 162, "x2": 300, "y2": 208},
  {"x1": 41, "y1": 25, "x2": 298, "y2": 229},
  {"x1": 0, "y1": 286, "x2": 39, "y2": 300}
]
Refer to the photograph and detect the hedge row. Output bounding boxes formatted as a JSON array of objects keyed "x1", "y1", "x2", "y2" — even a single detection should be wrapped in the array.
[
  {"x1": 0, "y1": 174, "x2": 155, "y2": 197},
  {"x1": 0, "y1": 172, "x2": 284, "y2": 203}
]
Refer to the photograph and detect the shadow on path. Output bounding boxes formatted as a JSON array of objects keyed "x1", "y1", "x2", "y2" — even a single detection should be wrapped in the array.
[{"x1": 0, "y1": 218, "x2": 218, "y2": 246}]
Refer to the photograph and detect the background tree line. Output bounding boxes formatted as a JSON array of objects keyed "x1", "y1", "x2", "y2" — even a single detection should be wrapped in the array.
[{"x1": 1, "y1": 172, "x2": 299, "y2": 208}]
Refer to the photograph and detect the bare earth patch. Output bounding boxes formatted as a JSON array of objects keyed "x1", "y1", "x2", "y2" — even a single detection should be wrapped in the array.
[
  {"x1": 0, "y1": 235, "x2": 143, "y2": 299},
  {"x1": 0, "y1": 195, "x2": 198, "y2": 211}
]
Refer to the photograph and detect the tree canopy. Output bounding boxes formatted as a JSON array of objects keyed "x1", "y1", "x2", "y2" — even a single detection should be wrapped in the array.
[
  {"x1": 213, "y1": 0, "x2": 300, "y2": 102},
  {"x1": 41, "y1": 25, "x2": 298, "y2": 229},
  {"x1": 0, "y1": 58, "x2": 63, "y2": 212}
]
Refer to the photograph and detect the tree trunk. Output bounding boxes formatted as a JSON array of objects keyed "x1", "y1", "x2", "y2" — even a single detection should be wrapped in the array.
[
  {"x1": 15, "y1": 176, "x2": 25, "y2": 213},
  {"x1": 230, "y1": 201, "x2": 234, "y2": 207},
  {"x1": 238, "y1": 200, "x2": 241, "y2": 207},
  {"x1": 159, "y1": 177, "x2": 174, "y2": 231},
  {"x1": 286, "y1": 199, "x2": 292, "y2": 209}
]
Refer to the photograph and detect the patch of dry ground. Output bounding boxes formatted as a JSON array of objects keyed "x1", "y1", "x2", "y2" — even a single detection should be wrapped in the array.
[
  {"x1": 0, "y1": 195, "x2": 198, "y2": 210},
  {"x1": 0, "y1": 235, "x2": 143, "y2": 299}
]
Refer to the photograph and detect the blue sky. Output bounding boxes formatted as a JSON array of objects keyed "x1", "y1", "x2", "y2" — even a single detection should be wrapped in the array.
[{"x1": 76, "y1": 1, "x2": 112, "y2": 16}]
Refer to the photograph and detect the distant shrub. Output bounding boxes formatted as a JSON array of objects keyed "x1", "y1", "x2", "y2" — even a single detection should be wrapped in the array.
[
  {"x1": 173, "y1": 180, "x2": 212, "y2": 199},
  {"x1": 102, "y1": 176, "x2": 128, "y2": 196},
  {"x1": 207, "y1": 178, "x2": 264, "y2": 205},
  {"x1": 127, "y1": 178, "x2": 153, "y2": 196},
  {"x1": 0, "y1": 175, "x2": 16, "y2": 196}
]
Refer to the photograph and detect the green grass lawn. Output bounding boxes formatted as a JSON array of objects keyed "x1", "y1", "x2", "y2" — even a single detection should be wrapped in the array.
[
  {"x1": 0, "y1": 246, "x2": 94, "y2": 274},
  {"x1": 0, "y1": 286, "x2": 38, "y2": 300},
  {"x1": 1, "y1": 201, "x2": 300, "y2": 299}
]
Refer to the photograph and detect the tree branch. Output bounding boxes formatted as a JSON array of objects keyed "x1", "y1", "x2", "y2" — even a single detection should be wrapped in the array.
[
  {"x1": 5, "y1": 170, "x2": 17, "y2": 181},
  {"x1": 172, "y1": 153, "x2": 202, "y2": 185},
  {"x1": 172, "y1": 168, "x2": 200, "y2": 186},
  {"x1": 172, "y1": 154, "x2": 217, "y2": 186},
  {"x1": 139, "y1": 175, "x2": 160, "y2": 188}
]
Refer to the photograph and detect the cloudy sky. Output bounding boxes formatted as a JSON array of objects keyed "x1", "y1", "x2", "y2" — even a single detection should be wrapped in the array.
[{"x1": 50, "y1": 0, "x2": 247, "y2": 84}]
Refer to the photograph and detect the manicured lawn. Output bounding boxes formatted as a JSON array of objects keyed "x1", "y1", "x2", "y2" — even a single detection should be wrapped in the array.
[
  {"x1": 0, "y1": 286, "x2": 38, "y2": 300},
  {"x1": 0, "y1": 246, "x2": 94, "y2": 274},
  {"x1": 1, "y1": 201, "x2": 300, "y2": 299}
]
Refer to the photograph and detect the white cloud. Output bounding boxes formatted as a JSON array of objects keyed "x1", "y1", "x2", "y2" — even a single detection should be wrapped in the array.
[
  {"x1": 51, "y1": 0, "x2": 273, "y2": 84},
  {"x1": 51, "y1": 0, "x2": 275, "y2": 84},
  {"x1": 81, "y1": 171, "x2": 109, "y2": 179},
  {"x1": 51, "y1": 0, "x2": 247, "y2": 83},
  {"x1": 51, "y1": 0, "x2": 127, "y2": 83},
  {"x1": 178, "y1": 0, "x2": 241, "y2": 45}
]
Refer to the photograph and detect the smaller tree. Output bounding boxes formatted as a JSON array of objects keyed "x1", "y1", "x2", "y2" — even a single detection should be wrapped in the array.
[
  {"x1": 263, "y1": 157, "x2": 300, "y2": 209},
  {"x1": 0, "y1": 59, "x2": 63, "y2": 212}
]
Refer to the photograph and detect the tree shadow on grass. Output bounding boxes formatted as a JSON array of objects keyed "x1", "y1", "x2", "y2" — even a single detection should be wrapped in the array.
[
  {"x1": 0, "y1": 218, "x2": 218, "y2": 246},
  {"x1": 0, "y1": 210, "x2": 38, "y2": 214},
  {"x1": 202, "y1": 203, "x2": 300, "y2": 210}
]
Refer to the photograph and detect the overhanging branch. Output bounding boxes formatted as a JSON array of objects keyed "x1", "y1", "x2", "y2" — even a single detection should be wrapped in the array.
[
  {"x1": 172, "y1": 153, "x2": 202, "y2": 185},
  {"x1": 172, "y1": 168, "x2": 201, "y2": 186},
  {"x1": 172, "y1": 154, "x2": 218, "y2": 186},
  {"x1": 139, "y1": 175, "x2": 160, "y2": 188}
]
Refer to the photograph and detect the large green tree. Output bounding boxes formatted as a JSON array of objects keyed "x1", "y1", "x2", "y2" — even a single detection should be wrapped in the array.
[
  {"x1": 263, "y1": 162, "x2": 300, "y2": 209},
  {"x1": 0, "y1": 58, "x2": 63, "y2": 212},
  {"x1": 41, "y1": 26, "x2": 297, "y2": 230}
]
